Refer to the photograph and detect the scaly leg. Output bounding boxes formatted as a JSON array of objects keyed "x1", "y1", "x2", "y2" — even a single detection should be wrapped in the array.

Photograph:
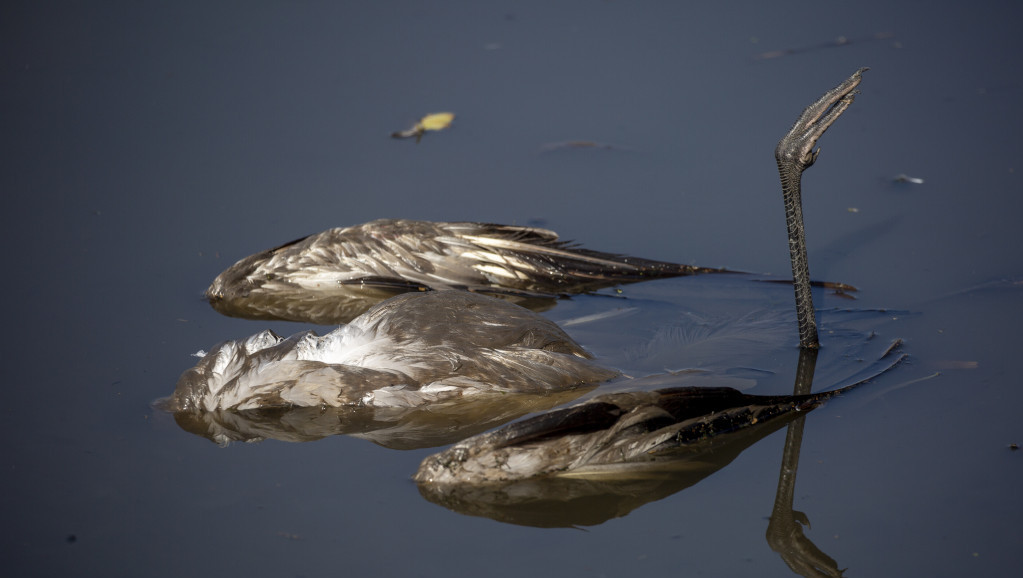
[{"x1": 775, "y1": 68, "x2": 868, "y2": 349}]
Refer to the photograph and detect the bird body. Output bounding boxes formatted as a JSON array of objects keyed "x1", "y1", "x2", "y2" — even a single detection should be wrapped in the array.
[
  {"x1": 414, "y1": 383, "x2": 861, "y2": 484},
  {"x1": 166, "y1": 291, "x2": 618, "y2": 412},
  {"x1": 206, "y1": 219, "x2": 716, "y2": 324}
]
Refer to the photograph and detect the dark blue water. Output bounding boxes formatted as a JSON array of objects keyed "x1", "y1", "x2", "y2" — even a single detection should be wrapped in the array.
[{"x1": 3, "y1": 2, "x2": 1022, "y2": 576}]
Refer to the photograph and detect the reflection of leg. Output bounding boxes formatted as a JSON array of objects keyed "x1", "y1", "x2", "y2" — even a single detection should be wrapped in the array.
[
  {"x1": 766, "y1": 414, "x2": 845, "y2": 577},
  {"x1": 766, "y1": 349, "x2": 846, "y2": 576}
]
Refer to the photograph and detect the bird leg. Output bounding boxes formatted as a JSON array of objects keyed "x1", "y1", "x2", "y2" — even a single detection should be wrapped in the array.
[{"x1": 775, "y1": 68, "x2": 867, "y2": 349}]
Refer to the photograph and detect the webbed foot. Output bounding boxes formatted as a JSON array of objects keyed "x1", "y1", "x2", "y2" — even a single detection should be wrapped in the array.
[{"x1": 776, "y1": 68, "x2": 868, "y2": 174}]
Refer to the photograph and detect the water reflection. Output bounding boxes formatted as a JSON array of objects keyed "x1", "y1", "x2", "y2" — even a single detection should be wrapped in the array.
[
  {"x1": 165, "y1": 387, "x2": 592, "y2": 450},
  {"x1": 763, "y1": 349, "x2": 847, "y2": 577}
]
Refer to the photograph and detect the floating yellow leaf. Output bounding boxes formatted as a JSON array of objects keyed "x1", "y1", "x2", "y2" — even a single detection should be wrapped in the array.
[
  {"x1": 418, "y1": 112, "x2": 455, "y2": 131},
  {"x1": 391, "y1": 112, "x2": 455, "y2": 141}
]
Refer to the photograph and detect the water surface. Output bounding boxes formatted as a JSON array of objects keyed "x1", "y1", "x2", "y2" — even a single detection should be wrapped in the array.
[{"x1": 3, "y1": 2, "x2": 1022, "y2": 576}]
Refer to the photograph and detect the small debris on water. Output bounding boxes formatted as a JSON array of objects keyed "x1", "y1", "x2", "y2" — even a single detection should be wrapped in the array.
[
  {"x1": 277, "y1": 531, "x2": 303, "y2": 540},
  {"x1": 935, "y1": 360, "x2": 979, "y2": 370},
  {"x1": 754, "y1": 31, "x2": 895, "y2": 60},
  {"x1": 893, "y1": 174, "x2": 925, "y2": 184},
  {"x1": 538, "y1": 140, "x2": 629, "y2": 153}
]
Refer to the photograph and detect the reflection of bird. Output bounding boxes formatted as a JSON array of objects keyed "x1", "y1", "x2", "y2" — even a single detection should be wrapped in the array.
[
  {"x1": 167, "y1": 387, "x2": 593, "y2": 450},
  {"x1": 164, "y1": 291, "x2": 617, "y2": 412},
  {"x1": 414, "y1": 69, "x2": 874, "y2": 484},
  {"x1": 205, "y1": 219, "x2": 721, "y2": 325}
]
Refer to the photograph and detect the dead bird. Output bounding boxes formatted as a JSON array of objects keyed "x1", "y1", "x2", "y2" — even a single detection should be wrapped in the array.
[{"x1": 167, "y1": 70, "x2": 878, "y2": 457}]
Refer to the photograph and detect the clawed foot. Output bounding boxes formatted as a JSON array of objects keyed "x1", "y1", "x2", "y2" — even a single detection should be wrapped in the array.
[{"x1": 776, "y1": 68, "x2": 868, "y2": 174}]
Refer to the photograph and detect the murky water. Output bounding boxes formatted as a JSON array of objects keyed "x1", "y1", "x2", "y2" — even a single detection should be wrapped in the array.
[{"x1": 4, "y1": 2, "x2": 1022, "y2": 577}]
